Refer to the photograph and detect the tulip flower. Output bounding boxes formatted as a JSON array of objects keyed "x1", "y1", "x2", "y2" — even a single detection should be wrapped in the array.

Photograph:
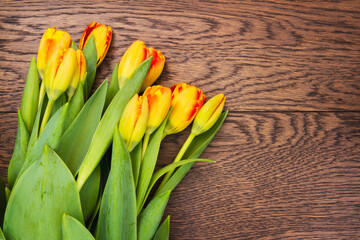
[
  {"x1": 37, "y1": 27, "x2": 71, "y2": 79},
  {"x1": 119, "y1": 94, "x2": 149, "y2": 152},
  {"x1": 67, "y1": 49, "x2": 87, "y2": 100},
  {"x1": 40, "y1": 47, "x2": 77, "y2": 132},
  {"x1": 118, "y1": 40, "x2": 149, "y2": 89},
  {"x1": 79, "y1": 22, "x2": 112, "y2": 67},
  {"x1": 141, "y1": 85, "x2": 171, "y2": 157},
  {"x1": 140, "y1": 48, "x2": 165, "y2": 92},
  {"x1": 164, "y1": 83, "x2": 205, "y2": 136},
  {"x1": 191, "y1": 93, "x2": 226, "y2": 136}
]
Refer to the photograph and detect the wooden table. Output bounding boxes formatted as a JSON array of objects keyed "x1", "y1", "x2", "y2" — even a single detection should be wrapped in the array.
[{"x1": 1, "y1": 1, "x2": 360, "y2": 239}]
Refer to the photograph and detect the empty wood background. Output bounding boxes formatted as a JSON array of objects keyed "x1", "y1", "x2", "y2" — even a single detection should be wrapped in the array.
[{"x1": 1, "y1": 0, "x2": 360, "y2": 239}]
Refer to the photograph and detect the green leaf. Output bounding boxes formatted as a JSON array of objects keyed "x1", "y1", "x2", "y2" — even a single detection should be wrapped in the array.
[
  {"x1": 50, "y1": 93, "x2": 67, "y2": 117},
  {"x1": 71, "y1": 41, "x2": 78, "y2": 50},
  {"x1": 4, "y1": 188, "x2": 10, "y2": 204},
  {"x1": 16, "y1": 103, "x2": 69, "y2": 182},
  {"x1": 4, "y1": 145, "x2": 83, "y2": 240},
  {"x1": 136, "y1": 111, "x2": 168, "y2": 214},
  {"x1": 130, "y1": 141, "x2": 142, "y2": 187},
  {"x1": 80, "y1": 165, "x2": 100, "y2": 222},
  {"x1": 57, "y1": 81, "x2": 107, "y2": 175},
  {"x1": 0, "y1": 177, "x2": 6, "y2": 226},
  {"x1": 64, "y1": 80, "x2": 85, "y2": 131},
  {"x1": 153, "y1": 215, "x2": 170, "y2": 240},
  {"x1": 76, "y1": 57, "x2": 152, "y2": 191},
  {"x1": 157, "y1": 111, "x2": 228, "y2": 195},
  {"x1": 0, "y1": 227, "x2": 5, "y2": 240},
  {"x1": 20, "y1": 57, "x2": 39, "y2": 133},
  {"x1": 8, "y1": 111, "x2": 29, "y2": 189},
  {"x1": 82, "y1": 34, "x2": 97, "y2": 99},
  {"x1": 104, "y1": 63, "x2": 119, "y2": 110},
  {"x1": 96, "y1": 129, "x2": 137, "y2": 240},
  {"x1": 137, "y1": 190, "x2": 171, "y2": 240},
  {"x1": 62, "y1": 214, "x2": 94, "y2": 240},
  {"x1": 139, "y1": 159, "x2": 214, "y2": 211},
  {"x1": 26, "y1": 95, "x2": 45, "y2": 157}
]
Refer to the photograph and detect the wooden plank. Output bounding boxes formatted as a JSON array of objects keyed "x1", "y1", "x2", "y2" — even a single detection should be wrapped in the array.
[
  {"x1": 0, "y1": 1, "x2": 359, "y2": 112},
  {"x1": 1, "y1": 111, "x2": 360, "y2": 238}
]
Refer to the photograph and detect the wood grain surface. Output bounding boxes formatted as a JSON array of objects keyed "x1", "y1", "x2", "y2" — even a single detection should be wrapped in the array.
[{"x1": 1, "y1": 0, "x2": 360, "y2": 239}]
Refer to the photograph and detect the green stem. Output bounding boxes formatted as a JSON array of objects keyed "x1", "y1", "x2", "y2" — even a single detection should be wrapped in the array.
[
  {"x1": 157, "y1": 132, "x2": 196, "y2": 191},
  {"x1": 141, "y1": 133, "x2": 151, "y2": 159},
  {"x1": 39, "y1": 99, "x2": 54, "y2": 134},
  {"x1": 38, "y1": 81, "x2": 45, "y2": 108}
]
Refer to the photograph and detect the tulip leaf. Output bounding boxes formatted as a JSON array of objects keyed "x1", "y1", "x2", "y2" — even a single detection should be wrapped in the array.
[
  {"x1": 16, "y1": 103, "x2": 69, "y2": 182},
  {"x1": 136, "y1": 110, "x2": 168, "y2": 214},
  {"x1": 0, "y1": 176, "x2": 6, "y2": 226},
  {"x1": 104, "y1": 63, "x2": 119, "y2": 110},
  {"x1": 76, "y1": 57, "x2": 152, "y2": 191},
  {"x1": 56, "y1": 81, "x2": 107, "y2": 175},
  {"x1": 0, "y1": 227, "x2": 4, "y2": 240},
  {"x1": 156, "y1": 111, "x2": 228, "y2": 195},
  {"x1": 26, "y1": 95, "x2": 45, "y2": 157},
  {"x1": 153, "y1": 215, "x2": 170, "y2": 240},
  {"x1": 20, "y1": 57, "x2": 39, "y2": 133},
  {"x1": 80, "y1": 165, "x2": 100, "y2": 222},
  {"x1": 96, "y1": 129, "x2": 137, "y2": 240},
  {"x1": 51, "y1": 93, "x2": 67, "y2": 117},
  {"x1": 137, "y1": 190, "x2": 171, "y2": 240},
  {"x1": 64, "y1": 80, "x2": 85, "y2": 131},
  {"x1": 62, "y1": 214, "x2": 95, "y2": 240},
  {"x1": 83, "y1": 34, "x2": 97, "y2": 99},
  {"x1": 130, "y1": 141, "x2": 142, "y2": 187},
  {"x1": 139, "y1": 158, "x2": 214, "y2": 211},
  {"x1": 71, "y1": 41, "x2": 78, "y2": 51},
  {"x1": 4, "y1": 188, "x2": 10, "y2": 204},
  {"x1": 8, "y1": 111, "x2": 29, "y2": 189},
  {"x1": 4, "y1": 145, "x2": 83, "y2": 240}
]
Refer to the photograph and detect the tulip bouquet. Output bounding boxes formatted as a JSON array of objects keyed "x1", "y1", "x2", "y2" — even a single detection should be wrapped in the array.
[{"x1": 0, "y1": 22, "x2": 228, "y2": 240}]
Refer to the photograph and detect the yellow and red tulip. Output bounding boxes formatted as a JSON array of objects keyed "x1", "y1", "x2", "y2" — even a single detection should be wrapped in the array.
[
  {"x1": 192, "y1": 93, "x2": 226, "y2": 135},
  {"x1": 118, "y1": 40, "x2": 149, "y2": 88},
  {"x1": 44, "y1": 47, "x2": 77, "y2": 101},
  {"x1": 143, "y1": 85, "x2": 171, "y2": 135},
  {"x1": 119, "y1": 94, "x2": 149, "y2": 151},
  {"x1": 79, "y1": 22, "x2": 112, "y2": 67},
  {"x1": 164, "y1": 83, "x2": 205, "y2": 135},
  {"x1": 37, "y1": 27, "x2": 71, "y2": 79},
  {"x1": 67, "y1": 49, "x2": 87, "y2": 99},
  {"x1": 140, "y1": 48, "x2": 165, "y2": 92}
]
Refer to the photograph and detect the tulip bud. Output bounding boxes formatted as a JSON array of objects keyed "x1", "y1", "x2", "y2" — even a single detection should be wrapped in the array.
[
  {"x1": 143, "y1": 85, "x2": 171, "y2": 135},
  {"x1": 140, "y1": 48, "x2": 165, "y2": 92},
  {"x1": 37, "y1": 27, "x2": 71, "y2": 79},
  {"x1": 79, "y1": 22, "x2": 112, "y2": 67},
  {"x1": 191, "y1": 94, "x2": 225, "y2": 135},
  {"x1": 119, "y1": 94, "x2": 149, "y2": 151},
  {"x1": 44, "y1": 47, "x2": 77, "y2": 101},
  {"x1": 164, "y1": 83, "x2": 205, "y2": 135},
  {"x1": 118, "y1": 40, "x2": 149, "y2": 89},
  {"x1": 67, "y1": 49, "x2": 87, "y2": 99}
]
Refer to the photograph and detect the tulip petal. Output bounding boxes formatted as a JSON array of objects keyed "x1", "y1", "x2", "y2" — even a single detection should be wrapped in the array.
[
  {"x1": 96, "y1": 128, "x2": 137, "y2": 240},
  {"x1": 4, "y1": 145, "x2": 83, "y2": 240},
  {"x1": 76, "y1": 57, "x2": 152, "y2": 191},
  {"x1": 62, "y1": 214, "x2": 95, "y2": 240},
  {"x1": 156, "y1": 111, "x2": 228, "y2": 195}
]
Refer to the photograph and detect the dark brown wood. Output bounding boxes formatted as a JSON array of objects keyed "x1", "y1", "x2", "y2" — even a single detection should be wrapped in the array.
[{"x1": 0, "y1": 0, "x2": 360, "y2": 239}]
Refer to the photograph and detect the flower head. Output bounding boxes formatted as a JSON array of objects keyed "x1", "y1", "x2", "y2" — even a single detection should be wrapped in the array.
[
  {"x1": 79, "y1": 22, "x2": 112, "y2": 66},
  {"x1": 37, "y1": 27, "x2": 71, "y2": 79},
  {"x1": 164, "y1": 83, "x2": 205, "y2": 135},
  {"x1": 119, "y1": 94, "x2": 149, "y2": 151},
  {"x1": 140, "y1": 48, "x2": 165, "y2": 92},
  {"x1": 67, "y1": 49, "x2": 86, "y2": 99}
]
